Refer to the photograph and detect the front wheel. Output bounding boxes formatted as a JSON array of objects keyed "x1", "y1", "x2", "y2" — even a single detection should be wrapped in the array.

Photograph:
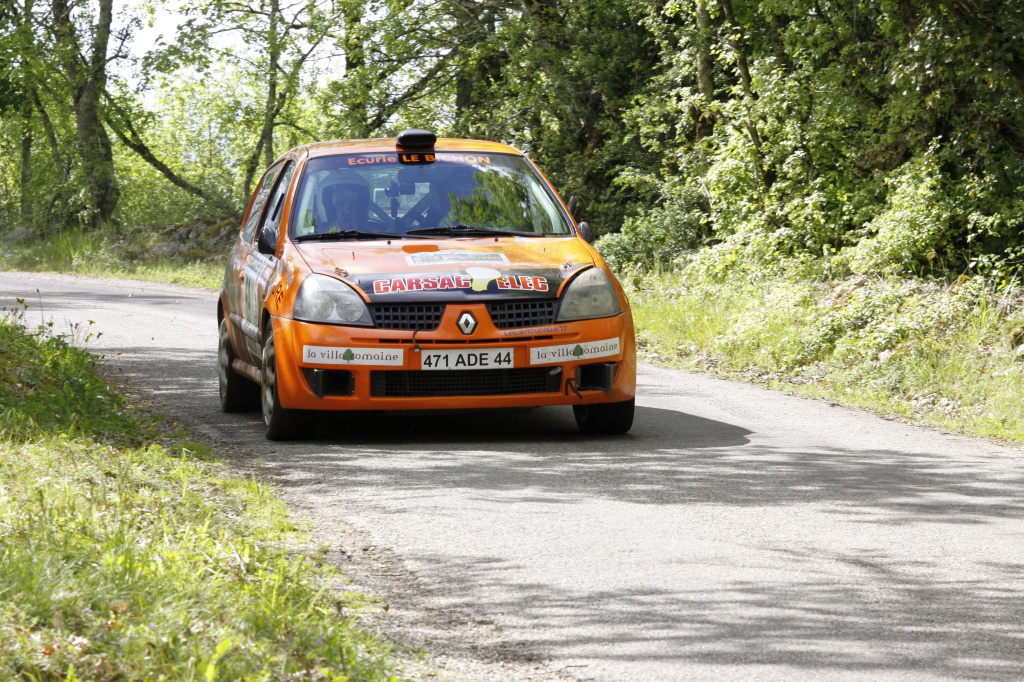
[
  {"x1": 219, "y1": 318, "x2": 259, "y2": 413},
  {"x1": 261, "y1": 320, "x2": 315, "y2": 441},
  {"x1": 573, "y1": 399, "x2": 635, "y2": 435}
]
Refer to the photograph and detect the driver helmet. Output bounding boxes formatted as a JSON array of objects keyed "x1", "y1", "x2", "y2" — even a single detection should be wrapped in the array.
[{"x1": 319, "y1": 174, "x2": 370, "y2": 232}]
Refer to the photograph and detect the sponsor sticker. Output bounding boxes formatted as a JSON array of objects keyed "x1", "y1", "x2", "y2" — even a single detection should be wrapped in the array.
[
  {"x1": 372, "y1": 270, "x2": 548, "y2": 294},
  {"x1": 502, "y1": 325, "x2": 569, "y2": 337},
  {"x1": 405, "y1": 250, "x2": 510, "y2": 266},
  {"x1": 373, "y1": 274, "x2": 471, "y2": 294},
  {"x1": 496, "y1": 274, "x2": 548, "y2": 292},
  {"x1": 529, "y1": 338, "x2": 621, "y2": 365},
  {"x1": 302, "y1": 346, "x2": 404, "y2": 366},
  {"x1": 398, "y1": 152, "x2": 435, "y2": 165},
  {"x1": 434, "y1": 153, "x2": 493, "y2": 165},
  {"x1": 343, "y1": 152, "x2": 493, "y2": 166},
  {"x1": 347, "y1": 155, "x2": 399, "y2": 166}
]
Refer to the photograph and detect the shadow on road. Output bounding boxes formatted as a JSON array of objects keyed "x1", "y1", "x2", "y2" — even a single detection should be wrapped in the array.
[
  {"x1": 409, "y1": 548, "x2": 1024, "y2": 681},
  {"x1": 316, "y1": 404, "x2": 752, "y2": 447},
  {"x1": 108, "y1": 341, "x2": 1024, "y2": 525},
  {"x1": 104, "y1": 334, "x2": 1024, "y2": 681}
]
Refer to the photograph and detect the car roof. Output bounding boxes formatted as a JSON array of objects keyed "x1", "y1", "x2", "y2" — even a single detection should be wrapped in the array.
[{"x1": 299, "y1": 137, "x2": 523, "y2": 159}]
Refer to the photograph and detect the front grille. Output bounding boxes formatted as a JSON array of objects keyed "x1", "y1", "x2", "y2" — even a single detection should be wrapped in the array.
[
  {"x1": 487, "y1": 300, "x2": 557, "y2": 329},
  {"x1": 371, "y1": 304, "x2": 445, "y2": 330},
  {"x1": 371, "y1": 367, "x2": 561, "y2": 397}
]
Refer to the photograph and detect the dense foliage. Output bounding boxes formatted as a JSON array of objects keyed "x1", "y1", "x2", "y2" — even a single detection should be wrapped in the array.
[{"x1": 2, "y1": 0, "x2": 1023, "y2": 278}]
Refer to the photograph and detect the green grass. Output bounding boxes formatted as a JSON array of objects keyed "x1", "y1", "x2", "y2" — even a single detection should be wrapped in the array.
[
  {"x1": 0, "y1": 306, "x2": 400, "y2": 681},
  {"x1": 1, "y1": 227, "x2": 224, "y2": 289},
  {"x1": 627, "y1": 268, "x2": 1024, "y2": 443}
]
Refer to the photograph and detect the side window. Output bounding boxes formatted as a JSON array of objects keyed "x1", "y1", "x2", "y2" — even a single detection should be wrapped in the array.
[
  {"x1": 242, "y1": 162, "x2": 285, "y2": 243},
  {"x1": 254, "y1": 161, "x2": 297, "y2": 250}
]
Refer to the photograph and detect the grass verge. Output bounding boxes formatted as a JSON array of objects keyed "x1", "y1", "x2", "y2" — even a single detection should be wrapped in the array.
[
  {"x1": 1, "y1": 226, "x2": 224, "y2": 289},
  {"x1": 627, "y1": 267, "x2": 1024, "y2": 444},
  {"x1": 0, "y1": 305, "x2": 399, "y2": 681}
]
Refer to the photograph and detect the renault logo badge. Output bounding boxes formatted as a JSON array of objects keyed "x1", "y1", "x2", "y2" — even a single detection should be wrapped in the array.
[{"x1": 457, "y1": 312, "x2": 477, "y2": 335}]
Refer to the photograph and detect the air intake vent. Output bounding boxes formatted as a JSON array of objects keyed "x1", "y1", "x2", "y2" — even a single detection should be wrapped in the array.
[
  {"x1": 371, "y1": 304, "x2": 445, "y2": 330},
  {"x1": 302, "y1": 368, "x2": 355, "y2": 397},
  {"x1": 371, "y1": 368, "x2": 561, "y2": 397},
  {"x1": 486, "y1": 300, "x2": 557, "y2": 330}
]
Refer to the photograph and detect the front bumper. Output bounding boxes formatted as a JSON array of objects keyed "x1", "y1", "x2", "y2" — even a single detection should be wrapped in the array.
[{"x1": 271, "y1": 303, "x2": 636, "y2": 411}]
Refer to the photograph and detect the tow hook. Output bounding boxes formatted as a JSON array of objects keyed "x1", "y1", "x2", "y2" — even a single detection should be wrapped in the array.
[{"x1": 564, "y1": 377, "x2": 583, "y2": 400}]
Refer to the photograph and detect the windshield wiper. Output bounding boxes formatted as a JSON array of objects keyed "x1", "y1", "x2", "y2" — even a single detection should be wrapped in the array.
[
  {"x1": 294, "y1": 230, "x2": 402, "y2": 242},
  {"x1": 405, "y1": 225, "x2": 539, "y2": 238}
]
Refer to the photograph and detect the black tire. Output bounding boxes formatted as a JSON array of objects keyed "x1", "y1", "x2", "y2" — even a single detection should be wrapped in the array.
[
  {"x1": 261, "y1": 320, "x2": 315, "y2": 441},
  {"x1": 573, "y1": 399, "x2": 635, "y2": 435},
  {"x1": 219, "y1": 318, "x2": 260, "y2": 412}
]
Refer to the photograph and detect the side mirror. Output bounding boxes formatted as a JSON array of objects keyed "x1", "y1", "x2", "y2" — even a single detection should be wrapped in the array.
[
  {"x1": 256, "y1": 226, "x2": 278, "y2": 255},
  {"x1": 577, "y1": 221, "x2": 594, "y2": 243}
]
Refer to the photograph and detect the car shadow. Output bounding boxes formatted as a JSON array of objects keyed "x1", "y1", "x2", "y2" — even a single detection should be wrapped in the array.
[
  {"x1": 104, "y1": 342, "x2": 1024, "y2": 525},
  {"x1": 312, "y1": 404, "x2": 753, "y2": 449}
]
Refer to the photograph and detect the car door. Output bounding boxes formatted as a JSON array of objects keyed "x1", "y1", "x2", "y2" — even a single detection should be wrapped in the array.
[
  {"x1": 227, "y1": 160, "x2": 285, "y2": 365},
  {"x1": 243, "y1": 160, "x2": 297, "y2": 364}
]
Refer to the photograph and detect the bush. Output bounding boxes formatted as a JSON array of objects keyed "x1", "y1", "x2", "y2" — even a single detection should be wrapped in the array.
[
  {"x1": 842, "y1": 154, "x2": 954, "y2": 274},
  {"x1": 627, "y1": 259, "x2": 1024, "y2": 441},
  {"x1": 595, "y1": 180, "x2": 707, "y2": 271}
]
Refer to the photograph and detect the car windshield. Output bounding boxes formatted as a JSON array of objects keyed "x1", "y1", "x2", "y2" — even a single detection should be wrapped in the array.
[{"x1": 289, "y1": 152, "x2": 573, "y2": 239}]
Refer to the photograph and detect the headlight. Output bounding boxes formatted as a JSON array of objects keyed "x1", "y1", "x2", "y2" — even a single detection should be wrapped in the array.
[
  {"x1": 294, "y1": 275, "x2": 374, "y2": 326},
  {"x1": 556, "y1": 268, "x2": 621, "y2": 321}
]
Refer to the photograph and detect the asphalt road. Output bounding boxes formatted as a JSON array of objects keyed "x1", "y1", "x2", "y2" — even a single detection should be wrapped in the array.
[{"x1": 3, "y1": 271, "x2": 1024, "y2": 682}]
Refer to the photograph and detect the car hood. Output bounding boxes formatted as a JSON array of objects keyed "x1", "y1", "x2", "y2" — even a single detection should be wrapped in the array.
[{"x1": 294, "y1": 237, "x2": 594, "y2": 302}]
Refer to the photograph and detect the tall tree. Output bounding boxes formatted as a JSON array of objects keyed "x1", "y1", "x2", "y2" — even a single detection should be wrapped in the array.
[
  {"x1": 1, "y1": 0, "x2": 34, "y2": 224},
  {"x1": 50, "y1": 0, "x2": 123, "y2": 228},
  {"x1": 232, "y1": 0, "x2": 338, "y2": 197}
]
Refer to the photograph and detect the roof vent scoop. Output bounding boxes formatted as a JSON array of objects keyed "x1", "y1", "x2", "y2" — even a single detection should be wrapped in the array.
[{"x1": 396, "y1": 129, "x2": 437, "y2": 150}]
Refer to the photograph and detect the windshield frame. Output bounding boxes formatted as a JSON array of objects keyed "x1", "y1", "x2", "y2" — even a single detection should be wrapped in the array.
[{"x1": 287, "y1": 151, "x2": 576, "y2": 240}]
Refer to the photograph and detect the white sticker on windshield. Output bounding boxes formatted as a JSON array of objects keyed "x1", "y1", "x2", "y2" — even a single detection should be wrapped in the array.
[{"x1": 405, "y1": 250, "x2": 510, "y2": 266}]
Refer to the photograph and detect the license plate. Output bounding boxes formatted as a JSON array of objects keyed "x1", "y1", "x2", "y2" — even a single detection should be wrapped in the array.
[{"x1": 420, "y1": 348, "x2": 514, "y2": 371}]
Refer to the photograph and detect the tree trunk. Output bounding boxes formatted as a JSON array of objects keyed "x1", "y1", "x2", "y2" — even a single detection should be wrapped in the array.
[
  {"x1": 717, "y1": 0, "x2": 754, "y2": 102},
  {"x1": 76, "y1": 76, "x2": 119, "y2": 229},
  {"x1": 103, "y1": 102, "x2": 219, "y2": 204},
  {"x1": 31, "y1": 89, "x2": 67, "y2": 179},
  {"x1": 769, "y1": 12, "x2": 786, "y2": 67},
  {"x1": 342, "y1": 0, "x2": 368, "y2": 137},
  {"x1": 694, "y1": 0, "x2": 715, "y2": 139},
  {"x1": 717, "y1": 0, "x2": 769, "y2": 192},
  {"x1": 897, "y1": 0, "x2": 917, "y2": 34},
  {"x1": 242, "y1": 137, "x2": 266, "y2": 202},
  {"x1": 52, "y1": 0, "x2": 120, "y2": 230},
  {"x1": 18, "y1": 0, "x2": 35, "y2": 226},
  {"x1": 263, "y1": 0, "x2": 280, "y2": 168},
  {"x1": 20, "y1": 114, "x2": 32, "y2": 224},
  {"x1": 453, "y1": 5, "x2": 502, "y2": 137}
]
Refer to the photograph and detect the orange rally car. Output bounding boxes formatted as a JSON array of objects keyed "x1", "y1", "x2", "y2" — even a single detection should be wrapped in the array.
[{"x1": 218, "y1": 130, "x2": 636, "y2": 440}]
